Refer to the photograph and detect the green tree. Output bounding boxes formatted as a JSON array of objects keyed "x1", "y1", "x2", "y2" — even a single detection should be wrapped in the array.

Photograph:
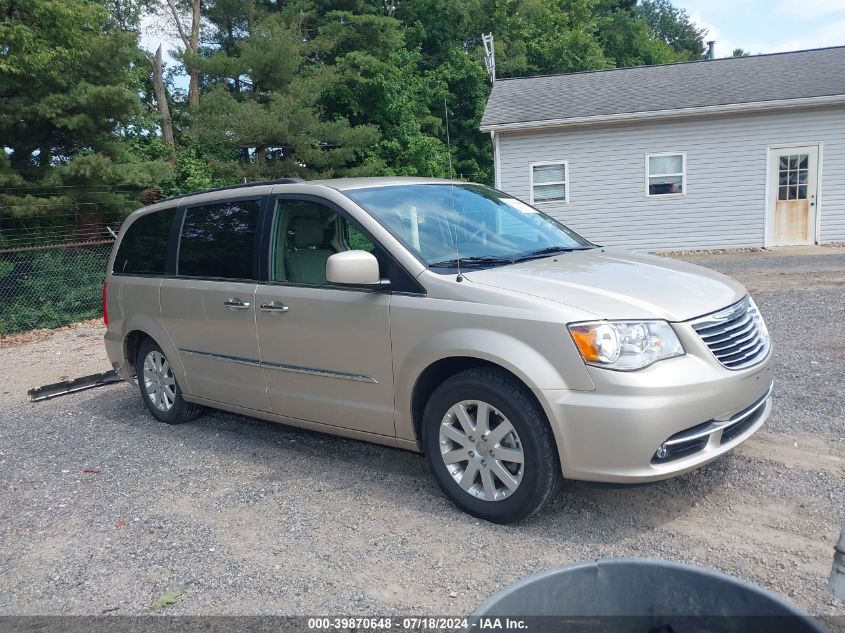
[
  {"x1": 310, "y1": 7, "x2": 454, "y2": 178},
  {"x1": 638, "y1": 0, "x2": 707, "y2": 60},
  {"x1": 393, "y1": 0, "x2": 614, "y2": 182},
  {"x1": 0, "y1": 0, "x2": 168, "y2": 220},
  {"x1": 595, "y1": 0, "x2": 677, "y2": 67},
  {"x1": 191, "y1": 11, "x2": 382, "y2": 179}
]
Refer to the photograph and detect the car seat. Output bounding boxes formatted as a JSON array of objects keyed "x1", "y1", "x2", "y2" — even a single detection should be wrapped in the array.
[{"x1": 285, "y1": 216, "x2": 336, "y2": 284}]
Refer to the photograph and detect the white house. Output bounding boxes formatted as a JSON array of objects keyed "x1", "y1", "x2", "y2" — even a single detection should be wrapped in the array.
[{"x1": 480, "y1": 46, "x2": 845, "y2": 250}]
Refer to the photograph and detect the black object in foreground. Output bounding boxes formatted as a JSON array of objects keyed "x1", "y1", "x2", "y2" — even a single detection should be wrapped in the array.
[
  {"x1": 832, "y1": 519, "x2": 845, "y2": 600},
  {"x1": 28, "y1": 370, "x2": 121, "y2": 402},
  {"x1": 468, "y1": 558, "x2": 830, "y2": 633}
]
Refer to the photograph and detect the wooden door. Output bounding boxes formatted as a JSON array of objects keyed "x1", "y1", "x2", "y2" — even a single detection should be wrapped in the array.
[{"x1": 768, "y1": 146, "x2": 818, "y2": 246}]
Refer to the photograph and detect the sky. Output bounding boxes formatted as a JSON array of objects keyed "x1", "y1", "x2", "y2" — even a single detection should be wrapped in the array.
[{"x1": 677, "y1": 0, "x2": 845, "y2": 57}]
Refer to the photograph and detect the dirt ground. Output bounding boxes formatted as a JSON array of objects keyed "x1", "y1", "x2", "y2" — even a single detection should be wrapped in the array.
[{"x1": 0, "y1": 248, "x2": 843, "y2": 624}]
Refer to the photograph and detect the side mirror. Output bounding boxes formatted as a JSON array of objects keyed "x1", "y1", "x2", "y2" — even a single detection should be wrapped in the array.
[{"x1": 326, "y1": 250, "x2": 388, "y2": 288}]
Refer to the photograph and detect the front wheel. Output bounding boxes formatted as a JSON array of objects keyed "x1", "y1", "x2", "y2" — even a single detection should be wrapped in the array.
[
  {"x1": 422, "y1": 367, "x2": 561, "y2": 524},
  {"x1": 136, "y1": 339, "x2": 203, "y2": 424}
]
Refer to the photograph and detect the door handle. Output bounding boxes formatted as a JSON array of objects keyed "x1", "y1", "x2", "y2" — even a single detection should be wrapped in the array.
[
  {"x1": 260, "y1": 302, "x2": 290, "y2": 313},
  {"x1": 224, "y1": 298, "x2": 251, "y2": 309}
]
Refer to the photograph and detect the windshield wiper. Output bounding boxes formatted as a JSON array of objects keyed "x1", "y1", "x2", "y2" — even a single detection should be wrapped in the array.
[
  {"x1": 514, "y1": 245, "x2": 590, "y2": 261},
  {"x1": 429, "y1": 255, "x2": 515, "y2": 268}
]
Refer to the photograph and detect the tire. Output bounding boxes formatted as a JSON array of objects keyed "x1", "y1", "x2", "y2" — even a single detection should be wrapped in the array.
[
  {"x1": 422, "y1": 367, "x2": 561, "y2": 524},
  {"x1": 136, "y1": 338, "x2": 203, "y2": 425}
]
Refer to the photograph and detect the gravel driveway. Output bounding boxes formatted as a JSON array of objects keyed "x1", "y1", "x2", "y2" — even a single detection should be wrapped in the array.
[{"x1": 0, "y1": 248, "x2": 843, "y2": 619}]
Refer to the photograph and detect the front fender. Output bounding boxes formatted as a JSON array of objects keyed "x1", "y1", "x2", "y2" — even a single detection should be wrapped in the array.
[{"x1": 393, "y1": 327, "x2": 595, "y2": 444}]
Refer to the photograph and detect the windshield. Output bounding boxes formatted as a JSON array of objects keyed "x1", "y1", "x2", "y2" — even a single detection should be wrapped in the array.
[{"x1": 344, "y1": 183, "x2": 593, "y2": 271}]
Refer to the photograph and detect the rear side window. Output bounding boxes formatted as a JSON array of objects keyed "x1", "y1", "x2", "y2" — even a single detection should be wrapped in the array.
[
  {"x1": 113, "y1": 208, "x2": 175, "y2": 276},
  {"x1": 178, "y1": 199, "x2": 260, "y2": 280}
]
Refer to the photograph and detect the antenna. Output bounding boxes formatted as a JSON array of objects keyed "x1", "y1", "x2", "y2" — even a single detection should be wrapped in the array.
[
  {"x1": 444, "y1": 98, "x2": 462, "y2": 282},
  {"x1": 444, "y1": 98, "x2": 454, "y2": 181},
  {"x1": 482, "y1": 33, "x2": 496, "y2": 84}
]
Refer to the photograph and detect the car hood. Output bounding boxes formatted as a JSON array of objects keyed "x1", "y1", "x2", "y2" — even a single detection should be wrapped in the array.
[{"x1": 462, "y1": 248, "x2": 747, "y2": 322}]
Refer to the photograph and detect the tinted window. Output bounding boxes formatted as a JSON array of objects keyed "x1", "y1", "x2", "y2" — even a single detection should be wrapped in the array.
[
  {"x1": 113, "y1": 208, "x2": 175, "y2": 276},
  {"x1": 178, "y1": 200, "x2": 260, "y2": 280}
]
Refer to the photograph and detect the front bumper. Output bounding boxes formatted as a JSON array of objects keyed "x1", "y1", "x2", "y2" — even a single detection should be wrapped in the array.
[{"x1": 541, "y1": 335, "x2": 774, "y2": 483}]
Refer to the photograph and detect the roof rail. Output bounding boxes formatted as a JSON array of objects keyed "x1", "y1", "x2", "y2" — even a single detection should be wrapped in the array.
[{"x1": 161, "y1": 177, "x2": 305, "y2": 202}]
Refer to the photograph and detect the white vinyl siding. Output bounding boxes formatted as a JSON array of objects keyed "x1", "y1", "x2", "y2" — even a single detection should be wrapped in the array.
[
  {"x1": 529, "y1": 161, "x2": 568, "y2": 204},
  {"x1": 495, "y1": 106, "x2": 845, "y2": 250}
]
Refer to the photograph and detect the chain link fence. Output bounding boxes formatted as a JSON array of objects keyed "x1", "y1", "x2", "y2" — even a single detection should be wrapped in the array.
[{"x1": 0, "y1": 222, "x2": 119, "y2": 336}]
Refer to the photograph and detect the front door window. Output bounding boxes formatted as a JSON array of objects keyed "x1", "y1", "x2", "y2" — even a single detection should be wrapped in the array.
[{"x1": 271, "y1": 199, "x2": 376, "y2": 285}]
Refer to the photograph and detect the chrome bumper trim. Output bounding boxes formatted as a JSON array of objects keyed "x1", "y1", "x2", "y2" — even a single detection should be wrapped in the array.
[{"x1": 662, "y1": 382, "x2": 773, "y2": 447}]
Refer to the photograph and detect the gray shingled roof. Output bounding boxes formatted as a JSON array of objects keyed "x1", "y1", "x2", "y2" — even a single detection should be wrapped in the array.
[{"x1": 481, "y1": 46, "x2": 845, "y2": 129}]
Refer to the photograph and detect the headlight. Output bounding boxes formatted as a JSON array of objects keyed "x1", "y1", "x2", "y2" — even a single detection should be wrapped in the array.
[{"x1": 568, "y1": 320, "x2": 684, "y2": 371}]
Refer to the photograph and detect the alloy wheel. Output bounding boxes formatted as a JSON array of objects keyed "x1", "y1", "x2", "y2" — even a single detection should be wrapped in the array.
[
  {"x1": 143, "y1": 350, "x2": 176, "y2": 412},
  {"x1": 438, "y1": 400, "x2": 525, "y2": 501}
]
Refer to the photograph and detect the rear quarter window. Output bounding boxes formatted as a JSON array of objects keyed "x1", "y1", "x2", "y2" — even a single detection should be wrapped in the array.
[{"x1": 113, "y1": 208, "x2": 176, "y2": 276}]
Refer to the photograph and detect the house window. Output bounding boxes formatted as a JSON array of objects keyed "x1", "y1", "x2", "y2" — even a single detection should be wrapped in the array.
[
  {"x1": 647, "y1": 153, "x2": 685, "y2": 196},
  {"x1": 530, "y1": 162, "x2": 568, "y2": 204}
]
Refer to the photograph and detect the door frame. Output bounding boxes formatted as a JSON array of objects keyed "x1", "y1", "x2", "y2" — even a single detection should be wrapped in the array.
[{"x1": 764, "y1": 141, "x2": 823, "y2": 247}]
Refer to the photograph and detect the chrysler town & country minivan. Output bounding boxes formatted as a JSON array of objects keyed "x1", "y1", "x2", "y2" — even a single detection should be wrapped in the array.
[{"x1": 104, "y1": 177, "x2": 773, "y2": 523}]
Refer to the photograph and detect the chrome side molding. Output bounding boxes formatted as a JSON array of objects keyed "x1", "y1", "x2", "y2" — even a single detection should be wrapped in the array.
[
  {"x1": 179, "y1": 348, "x2": 377, "y2": 383},
  {"x1": 262, "y1": 360, "x2": 377, "y2": 383}
]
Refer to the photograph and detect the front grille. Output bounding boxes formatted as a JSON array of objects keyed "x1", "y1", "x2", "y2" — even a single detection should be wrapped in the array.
[{"x1": 690, "y1": 295, "x2": 770, "y2": 370}]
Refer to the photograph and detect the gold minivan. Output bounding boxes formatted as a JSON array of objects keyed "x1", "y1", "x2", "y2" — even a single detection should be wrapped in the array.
[{"x1": 104, "y1": 177, "x2": 773, "y2": 523}]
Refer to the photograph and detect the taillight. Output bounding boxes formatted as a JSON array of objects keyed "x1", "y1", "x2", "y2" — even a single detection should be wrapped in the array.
[{"x1": 103, "y1": 282, "x2": 109, "y2": 327}]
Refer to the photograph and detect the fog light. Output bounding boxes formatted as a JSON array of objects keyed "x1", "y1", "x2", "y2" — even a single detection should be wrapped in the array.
[{"x1": 656, "y1": 444, "x2": 668, "y2": 460}]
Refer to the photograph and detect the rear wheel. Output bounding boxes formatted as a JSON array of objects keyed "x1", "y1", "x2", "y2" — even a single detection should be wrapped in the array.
[
  {"x1": 136, "y1": 339, "x2": 202, "y2": 424},
  {"x1": 423, "y1": 367, "x2": 561, "y2": 524}
]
